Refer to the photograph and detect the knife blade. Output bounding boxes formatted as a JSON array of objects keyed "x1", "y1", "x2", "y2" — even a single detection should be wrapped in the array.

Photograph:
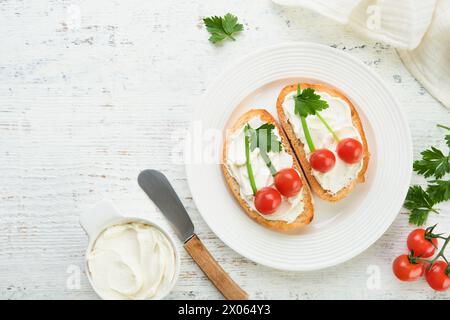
[
  {"x1": 138, "y1": 169, "x2": 194, "y2": 243},
  {"x1": 138, "y1": 169, "x2": 248, "y2": 300}
]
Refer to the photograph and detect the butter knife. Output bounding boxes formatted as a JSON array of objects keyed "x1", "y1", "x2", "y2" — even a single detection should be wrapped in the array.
[{"x1": 138, "y1": 169, "x2": 248, "y2": 300}]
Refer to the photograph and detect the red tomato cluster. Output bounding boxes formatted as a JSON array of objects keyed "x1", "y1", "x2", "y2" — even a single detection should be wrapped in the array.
[
  {"x1": 407, "y1": 229, "x2": 438, "y2": 258},
  {"x1": 309, "y1": 138, "x2": 363, "y2": 173},
  {"x1": 254, "y1": 168, "x2": 303, "y2": 215},
  {"x1": 392, "y1": 228, "x2": 449, "y2": 292}
]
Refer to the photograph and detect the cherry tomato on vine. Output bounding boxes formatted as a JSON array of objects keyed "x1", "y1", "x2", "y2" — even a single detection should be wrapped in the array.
[
  {"x1": 392, "y1": 254, "x2": 424, "y2": 281},
  {"x1": 336, "y1": 138, "x2": 363, "y2": 164},
  {"x1": 310, "y1": 149, "x2": 336, "y2": 173},
  {"x1": 254, "y1": 187, "x2": 281, "y2": 215},
  {"x1": 274, "y1": 168, "x2": 303, "y2": 197},
  {"x1": 426, "y1": 261, "x2": 450, "y2": 291},
  {"x1": 407, "y1": 228, "x2": 438, "y2": 258}
]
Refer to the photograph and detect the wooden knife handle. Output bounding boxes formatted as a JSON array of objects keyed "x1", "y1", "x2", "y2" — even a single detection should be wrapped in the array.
[{"x1": 184, "y1": 234, "x2": 249, "y2": 300}]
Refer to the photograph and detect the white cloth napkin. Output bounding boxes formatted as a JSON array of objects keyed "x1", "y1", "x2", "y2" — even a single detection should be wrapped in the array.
[{"x1": 273, "y1": 0, "x2": 450, "y2": 109}]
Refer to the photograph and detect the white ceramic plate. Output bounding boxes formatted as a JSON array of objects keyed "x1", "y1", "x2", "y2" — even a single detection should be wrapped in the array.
[{"x1": 185, "y1": 42, "x2": 412, "y2": 271}]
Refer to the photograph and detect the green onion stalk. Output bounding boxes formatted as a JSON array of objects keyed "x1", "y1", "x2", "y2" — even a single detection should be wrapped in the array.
[{"x1": 244, "y1": 125, "x2": 257, "y2": 195}]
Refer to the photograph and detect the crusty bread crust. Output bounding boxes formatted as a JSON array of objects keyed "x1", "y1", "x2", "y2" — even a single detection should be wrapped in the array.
[
  {"x1": 222, "y1": 109, "x2": 314, "y2": 233},
  {"x1": 276, "y1": 83, "x2": 370, "y2": 202}
]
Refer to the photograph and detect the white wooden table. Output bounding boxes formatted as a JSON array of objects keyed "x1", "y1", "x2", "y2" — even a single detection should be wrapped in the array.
[{"x1": 0, "y1": 0, "x2": 449, "y2": 300}]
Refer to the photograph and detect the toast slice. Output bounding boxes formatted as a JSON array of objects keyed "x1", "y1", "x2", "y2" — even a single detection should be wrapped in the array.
[
  {"x1": 222, "y1": 109, "x2": 314, "y2": 233},
  {"x1": 277, "y1": 83, "x2": 370, "y2": 202}
]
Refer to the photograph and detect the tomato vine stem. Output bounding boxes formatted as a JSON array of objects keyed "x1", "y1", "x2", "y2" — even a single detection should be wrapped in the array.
[{"x1": 415, "y1": 227, "x2": 450, "y2": 274}]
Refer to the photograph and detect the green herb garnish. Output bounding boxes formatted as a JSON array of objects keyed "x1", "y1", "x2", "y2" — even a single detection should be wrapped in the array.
[
  {"x1": 247, "y1": 123, "x2": 282, "y2": 176},
  {"x1": 404, "y1": 124, "x2": 450, "y2": 225},
  {"x1": 249, "y1": 123, "x2": 282, "y2": 153},
  {"x1": 294, "y1": 84, "x2": 342, "y2": 151},
  {"x1": 427, "y1": 180, "x2": 450, "y2": 203},
  {"x1": 294, "y1": 85, "x2": 329, "y2": 118},
  {"x1": 203, "y1": 13, "x2": 243, "y2": 44},
  {"x1": 438, "y1": 124, "x2": 450, "y2": 147},
  {"x1": 413, "y1": 147, "x2": 450, "y2": 179},
  {"x1": 405, "y1": 185, "x2": 439, "y2": 226}
]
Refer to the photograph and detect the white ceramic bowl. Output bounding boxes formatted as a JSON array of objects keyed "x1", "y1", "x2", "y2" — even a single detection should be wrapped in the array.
[{"x1": 79, "y1": 200, "x2": 180, "y2": 300}]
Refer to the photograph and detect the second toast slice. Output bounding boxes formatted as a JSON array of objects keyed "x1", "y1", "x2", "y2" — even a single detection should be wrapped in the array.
[{"x1": 277, "y1": 83, "x2": 370, "y2": 202}]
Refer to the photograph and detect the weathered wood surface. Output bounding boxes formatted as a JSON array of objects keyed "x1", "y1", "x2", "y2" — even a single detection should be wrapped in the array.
[{"x1": 0, "y1": 0, "x2": 449, "y2": 299}]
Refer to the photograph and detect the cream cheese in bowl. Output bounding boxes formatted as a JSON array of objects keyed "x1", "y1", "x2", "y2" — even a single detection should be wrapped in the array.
[
  {"x1": 87, "y1": 222, "x2": 177, "y2": 300},
  {"x1": 80, "y1": 200, "x2": 180, "y2": 300}
]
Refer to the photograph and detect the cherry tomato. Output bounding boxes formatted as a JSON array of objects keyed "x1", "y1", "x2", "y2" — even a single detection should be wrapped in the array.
[
  {"x1": 274, "y1": 168, "x2": 303, "y2": 197},
  {"x1": 392, "y1": 254, "x2": 424, "y2": 281},
  {"x1": 254, "y1": 187, "x2": 282, "y2": 215},
  {"x1": 310, "y1": 149, "x2": 336, "y2": 173},
  {"x1": 336, "y1": 138, "x2": 363, "y2": 164},
  {"x1": 407, "y1": 229, "x2": 438, "y2": 258},
  {"x1": 426, "y1": 261, "x2": 450, "y2": 291}
]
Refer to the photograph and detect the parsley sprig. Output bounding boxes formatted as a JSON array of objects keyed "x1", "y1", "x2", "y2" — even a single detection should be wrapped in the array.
[
  {"x1": 404, "y1": 124, "x2": 450, "y2": 225},
  {"x1": 203, "y1": 13, "x2": 243, "y2": 44},
  {"x1": 413, "y1": 147, "x2": 450, "y2": 179},
  {"x1": 294, "y1": 85, "x2": 329, "y2": 118},
  {"x1": 294, "y1": 85, "x2": 341, "y2": 151},
  {"x1": 244, "y1": 123, "x2": 283, "y2": 195},
  {"x1": 249, "y1": 123, "x2": 282, "y2": 154},
  {"x1": 427, "y1": 180, "x2": 450, "y2": 203},
  {"x1": 294, "y1": 85, "x2": 326, "y2": 152},
  {"x1": 405, "y1": 186, "x2": 439, "y2": 226}
]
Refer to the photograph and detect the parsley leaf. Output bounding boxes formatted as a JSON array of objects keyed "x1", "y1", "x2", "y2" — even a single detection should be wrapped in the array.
[
  {"x1": 249, "y1": 123, "x2": 282, "y2": 153},
  {"x1": 247, "y1": 123, "x2": 282, "y2": 176},
  {"x1": 427, "y1": 180, "x2": 450, "y2": 203},
  {"x1": 413, "y1": 146, "x2": 450, "y2": 179},
  {"x1": 404, "y1": 124, "x2": 450, "y2": 226},
  {"x1": 294, "y1": 85, "x2": 329, "y2": 118},
  {"x1": 203, "y1": 13, "x2": 243, "y2": 44},
  {"x1": 208, "y1": 33, "x2": 227, "y2": 44},
  {"x1": 438, "y1": 125, "x2": 450, "y2": 148},
  {"x1": 404, "y1": 185, "x2": 438, "y2": 226},
  {"x1": 222, "y1": 13, "x2": 242, "y2": 35}
]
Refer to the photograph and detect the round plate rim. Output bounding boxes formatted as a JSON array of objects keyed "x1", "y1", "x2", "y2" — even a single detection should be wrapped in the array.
[{"x1": 185, "y1": 41, "x2": 412, "y2": 271}]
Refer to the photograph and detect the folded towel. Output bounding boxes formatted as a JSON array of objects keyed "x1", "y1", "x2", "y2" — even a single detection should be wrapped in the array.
[{"x1": 273, "y1": 0, "x2": 450, "y2": 109}]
